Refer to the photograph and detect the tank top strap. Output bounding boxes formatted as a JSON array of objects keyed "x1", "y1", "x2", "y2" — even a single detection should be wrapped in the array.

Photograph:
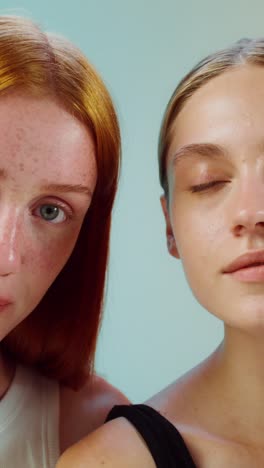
[
  {"x1": 106, "y1": 404, "x2": 197, "y2": 468},
  {"x1": 0, "y1": 364, "x2": 60, "y2": 467},
  {"x1": 0, "y1": 365, "x2": 31, "y2": 431}
]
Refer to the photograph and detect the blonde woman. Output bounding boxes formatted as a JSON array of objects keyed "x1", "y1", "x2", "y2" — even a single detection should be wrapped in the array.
[
  {"x1": 0, "y1": 15, "x2": 127, "y2": 467},
  {"x1": 58, "y1": 38, "x2": 264, "y2": 467}
]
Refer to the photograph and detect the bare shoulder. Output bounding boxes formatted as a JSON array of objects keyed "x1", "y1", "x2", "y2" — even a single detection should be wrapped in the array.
[
  {"x1": 56, "y1": 416, "x2": 155, "y2": 468},
  {"x1": 59, "y1": 374, "x2": 130, "y2": 453}
]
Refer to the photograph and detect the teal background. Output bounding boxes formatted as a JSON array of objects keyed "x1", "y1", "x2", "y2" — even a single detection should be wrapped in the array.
[{"x1": 1, "y1": 1, "x2": 264, "y2": 401}]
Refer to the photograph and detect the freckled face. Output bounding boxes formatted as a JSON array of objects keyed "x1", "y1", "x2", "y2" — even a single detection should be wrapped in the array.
[
  {"x1": 0, "y1": 91, "x2": 97, "y2": 340},
  {"x1": 164, "y1": 65, "x2": 264, "y2": 331}
]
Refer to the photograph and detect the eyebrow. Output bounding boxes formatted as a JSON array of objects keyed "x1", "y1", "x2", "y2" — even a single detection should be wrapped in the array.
[
  {"x1": 40, "y1": 183, "x2": 93, "y2": 197},
  {"x1": 0, "y1": 169, "x2": 93, "y2": 197},
  {"x1": 171, "y1": 143, "x2": 227, "y2": 167}
]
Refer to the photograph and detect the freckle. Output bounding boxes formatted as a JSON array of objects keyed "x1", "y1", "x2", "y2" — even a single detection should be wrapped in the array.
[
  {"x1": 15, "y1": 127, "x2": 24, "y2": 141},
  {"x1": 19, "y1": 163, "x2": 24, "y2": 172},
  {"x1": 10, "y1": 145, "x2": 20, "y2": 158}
]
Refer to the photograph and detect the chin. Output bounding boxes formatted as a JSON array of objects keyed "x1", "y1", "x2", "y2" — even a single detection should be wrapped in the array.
[{"x1": 223, "y1": 305, "x2": 264, "y2": 335}]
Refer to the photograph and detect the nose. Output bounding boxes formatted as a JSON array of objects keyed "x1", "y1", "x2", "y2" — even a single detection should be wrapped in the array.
[
  {"x1": 0, "y1": 207, "x2": 22, "y2": 276},
  {"x1": 231, "y1": 178, "x2": 264, "y2": 237}
]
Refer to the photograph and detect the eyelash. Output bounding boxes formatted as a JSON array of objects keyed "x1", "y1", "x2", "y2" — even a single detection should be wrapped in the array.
[
  {"x1": 32, "y1": 199, "x2": 73, "y2": 224},
  {"x1": 190, "y1": 180, "x2": 228, "y2": 193}
]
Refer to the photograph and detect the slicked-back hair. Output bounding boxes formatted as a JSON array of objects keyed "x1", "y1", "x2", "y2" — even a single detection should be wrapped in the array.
[{"x1": 159, "y1": 38, "x2": 264, "y2": 197}]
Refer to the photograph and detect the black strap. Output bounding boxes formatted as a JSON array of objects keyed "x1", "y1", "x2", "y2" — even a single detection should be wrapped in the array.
[{"x1": 106, "y1": 404, "x2": 197, "y2": 468}]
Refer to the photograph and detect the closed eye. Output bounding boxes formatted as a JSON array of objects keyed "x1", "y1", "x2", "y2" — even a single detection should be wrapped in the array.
[{"x1": 190, "y1": 180, "x2": 229, "y2": 193}]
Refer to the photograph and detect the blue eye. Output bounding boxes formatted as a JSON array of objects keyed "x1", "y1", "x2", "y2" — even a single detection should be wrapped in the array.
[{"x1": 37, "y1": 204, "x2": 66, "y2": 223}]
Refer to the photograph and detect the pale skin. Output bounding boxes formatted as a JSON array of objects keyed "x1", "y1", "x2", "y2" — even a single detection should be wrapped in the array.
[
  {"x1": 57, "y1": 63, "x2": 264, "y2": 467},
  {"x1": 0, "y1": 90, "x2": 128, "y2": 453}
]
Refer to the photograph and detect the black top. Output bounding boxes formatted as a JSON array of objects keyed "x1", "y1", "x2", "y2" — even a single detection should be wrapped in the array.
[{"x1": 106, "y1": 404, "x2": 197, "y2": 467}]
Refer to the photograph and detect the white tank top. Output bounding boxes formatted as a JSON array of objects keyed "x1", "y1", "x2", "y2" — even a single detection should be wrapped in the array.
[{"x1": 0, "y1": 364, "x2": 60, "y2": 467}]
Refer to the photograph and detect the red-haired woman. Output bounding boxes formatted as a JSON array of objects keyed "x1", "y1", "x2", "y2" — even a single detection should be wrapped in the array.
[
  {"x1": 58, "y1": 39, "x2": 264, "y2": 467},
  {"x1": 0, "y1": 15, "x2": 128, "y2": 467}
]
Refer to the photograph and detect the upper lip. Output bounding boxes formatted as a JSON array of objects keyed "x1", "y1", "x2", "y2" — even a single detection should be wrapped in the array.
[{"x1": 223, "y1": 250, "x2": 264, "y2": 274}]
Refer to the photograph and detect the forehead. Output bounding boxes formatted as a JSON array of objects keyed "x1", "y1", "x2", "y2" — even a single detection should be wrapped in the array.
[
  {"x1": 0, "y1": 90, "x2": 96, "y2": 186},
  {"x1": 168, "y1": 64, "x2": 264, "y2": 157}
]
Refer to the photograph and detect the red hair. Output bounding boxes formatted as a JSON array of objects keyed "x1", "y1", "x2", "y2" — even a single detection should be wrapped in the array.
[{"x1": 0, "y1": 16, "x2": 120, "y2": 389}]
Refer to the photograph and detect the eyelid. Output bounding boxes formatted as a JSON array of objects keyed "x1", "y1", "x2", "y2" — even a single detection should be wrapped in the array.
[
  {"x1": 31, "y1": 197, "x2": 73, "y2": 222},
  {"x1": 190, "y1": 180, "x2": 228, "y2": 193}
]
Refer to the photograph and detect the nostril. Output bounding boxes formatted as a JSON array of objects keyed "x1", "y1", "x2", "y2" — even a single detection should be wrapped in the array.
[
  {"x1": 233, "y1": 224, "x2": 245, "y2": 237},
  {"x1": 233, "y1": 220, "x2": 264, "y2": 236}
]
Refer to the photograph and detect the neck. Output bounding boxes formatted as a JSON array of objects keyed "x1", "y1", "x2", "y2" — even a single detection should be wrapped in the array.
[
  {"x1": 222, "y1": 325, "x2": 264, "y2": 384},
  {"x1": 208, "y1": 326, "x2": 264, "y2": 444}
]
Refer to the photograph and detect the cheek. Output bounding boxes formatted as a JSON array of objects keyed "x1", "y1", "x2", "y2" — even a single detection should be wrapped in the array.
[
  {"x1": 172, "y1": 206, "x2": 224, "y2": 293},
  {"x1": 26, "y1": 225, "x2": 81, "y2": 296}
]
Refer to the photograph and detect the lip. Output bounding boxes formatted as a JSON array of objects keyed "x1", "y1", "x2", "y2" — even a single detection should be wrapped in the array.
[
  {"x1": 0, "y1": 297, "x2": 12, "y2": 307},
  {"x1": 223, "y1": 250, "x2": 264, "y2": 282},
  {"x1": 223, "y1": 251, "x2": 264, "y2": 274}
]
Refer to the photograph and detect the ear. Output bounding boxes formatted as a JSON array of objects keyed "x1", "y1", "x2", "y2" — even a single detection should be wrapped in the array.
[{"x1": 160, "y1": 195, "x2": 180, "y2": 259}]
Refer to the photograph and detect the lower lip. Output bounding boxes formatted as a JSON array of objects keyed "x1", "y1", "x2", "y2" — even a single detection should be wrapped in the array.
[
  {"x1": 0, "y1": 303, "x2": 11, "y2": 311},
  {"x1": 227, "y1": 265, "x2": 264, "y2": 282}
]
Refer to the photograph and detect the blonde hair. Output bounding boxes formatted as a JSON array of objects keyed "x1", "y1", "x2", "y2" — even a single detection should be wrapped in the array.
[
  {"x1": 0, "y1": 15, "x2": 121, "y2": 389},
  {"x1": 158, "y1": 38, "x2": 264, "y2": 196}
]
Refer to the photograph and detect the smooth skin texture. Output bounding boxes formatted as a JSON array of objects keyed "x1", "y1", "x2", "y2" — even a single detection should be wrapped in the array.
[
  {"x1": 57, "y1": 64, "x2": 264, "y2": 467},
  {"x1": 0, "y1": 91, "x2": 128, "y2": 453}
]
